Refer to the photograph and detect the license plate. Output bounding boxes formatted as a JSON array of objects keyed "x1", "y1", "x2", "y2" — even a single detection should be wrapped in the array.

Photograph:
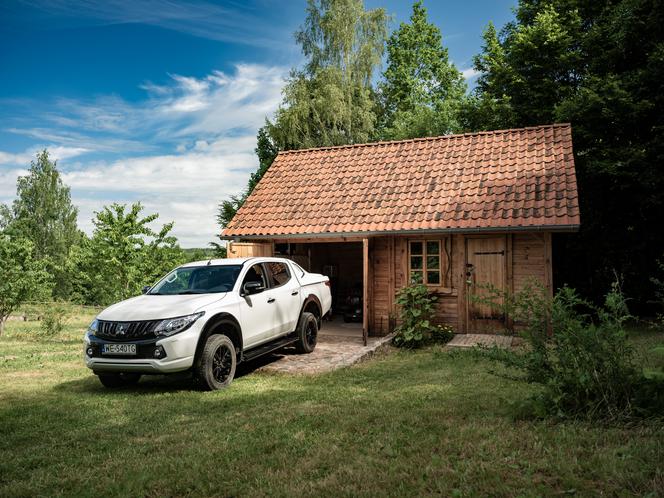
[{"x1": 102, "y1": 343, "x2": 137, "y2": 355}]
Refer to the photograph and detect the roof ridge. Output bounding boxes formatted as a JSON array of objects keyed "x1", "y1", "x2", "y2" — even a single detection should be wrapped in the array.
[{"x1": 277, "y1": 123, "x2": 572, "y2": 156}]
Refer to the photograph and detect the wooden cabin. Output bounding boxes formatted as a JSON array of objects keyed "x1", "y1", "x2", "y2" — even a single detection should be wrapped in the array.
[{"x1": 221, "y1": 124, "x2": 580, "y2": 343}]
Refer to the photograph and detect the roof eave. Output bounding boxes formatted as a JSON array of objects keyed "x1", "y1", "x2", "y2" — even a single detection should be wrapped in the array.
[{"x1": 220, "y1": 224, "x2": 581, "y2": 241}]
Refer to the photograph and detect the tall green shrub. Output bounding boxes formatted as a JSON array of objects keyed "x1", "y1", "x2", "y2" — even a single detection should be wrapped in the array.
[{"x1": 483, "y1": 282, "x2": 663, "y2": 420}]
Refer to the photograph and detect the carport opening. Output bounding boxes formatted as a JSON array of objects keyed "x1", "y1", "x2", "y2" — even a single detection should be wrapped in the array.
[{"x1": 275, "y1": 242, "x2": 364, "y2": 338}]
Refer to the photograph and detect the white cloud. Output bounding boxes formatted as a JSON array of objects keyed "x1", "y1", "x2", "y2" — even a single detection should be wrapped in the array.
[
  {"x1": 0, "y1": 145, "x2": 89, "y2": 166},
  {"x1": 1, "y1": 64, "x2": 287, "y2": 247},
  {"x1": 461, "y1": 68, "x2": 481, "y2": 80}
]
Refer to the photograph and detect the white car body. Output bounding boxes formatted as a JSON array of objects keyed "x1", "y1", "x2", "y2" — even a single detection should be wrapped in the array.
[{"x1": 84, "y1": 257, "x2": 331, "y2": 375}]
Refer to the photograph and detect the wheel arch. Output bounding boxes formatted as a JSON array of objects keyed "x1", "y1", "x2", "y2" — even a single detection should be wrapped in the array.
[
  {"x1": 194, "y1": 313, "x2": 243, "y2": 365},
  {"x1": 300, "y1": 294, "x2": 323, "y2": 328}
]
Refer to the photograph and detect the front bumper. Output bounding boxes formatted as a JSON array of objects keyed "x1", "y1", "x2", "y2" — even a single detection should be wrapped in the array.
[{"x1": 84, "y1": 324, "x2": 201, "y2": 374}]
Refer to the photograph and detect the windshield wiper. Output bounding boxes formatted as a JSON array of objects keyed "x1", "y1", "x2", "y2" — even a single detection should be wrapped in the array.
[{"x1": 177, "y1": 290, "x2": 206, "y2": 295}]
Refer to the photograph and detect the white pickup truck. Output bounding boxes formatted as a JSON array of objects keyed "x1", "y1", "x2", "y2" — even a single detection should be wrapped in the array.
[{"x1": 84, "y1": 257, "x2": 332, "y2": 390}]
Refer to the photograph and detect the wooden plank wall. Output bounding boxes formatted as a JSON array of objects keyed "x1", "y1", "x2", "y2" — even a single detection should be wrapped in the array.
[
  {"x1": 370, "y1": 235, "x2": 463, "y2": 336},
  {"x1": 227, "y1": 242, "x2": 273, "y2": 258},
  {"x1": 369, "y1": 232, "x2": 551, "y2": 336},
  {"x1": 230, "y1": 232, "x2": 552, "y2": 337},
  {"x1": 512, "y1": 233, "x2": 548, "y2": 294}
]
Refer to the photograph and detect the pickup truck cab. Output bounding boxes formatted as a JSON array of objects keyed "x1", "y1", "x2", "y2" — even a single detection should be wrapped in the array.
[{"x1": 84, "y1": 257, "x2": 332, "y2": 390}]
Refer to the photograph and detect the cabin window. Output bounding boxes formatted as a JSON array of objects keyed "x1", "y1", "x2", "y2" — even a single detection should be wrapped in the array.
[{"x1": 408, "y1": 239, "x2": 450, "y2": 286}]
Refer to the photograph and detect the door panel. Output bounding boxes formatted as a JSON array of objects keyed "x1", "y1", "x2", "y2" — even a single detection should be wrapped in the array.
[
  {"x1": 264, "y1": 261, "x2": 301, "y2": 334},
  {"x1": 238, "y1": 264, "x2": 279, "y2": 348},
  {"x1": 466, "y1": 237, "x2": 506, "y2": 333}
]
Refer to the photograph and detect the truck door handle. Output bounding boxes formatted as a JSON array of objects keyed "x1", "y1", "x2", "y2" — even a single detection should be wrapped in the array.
[
  {"x1": 291, "y1": 290, "x2": 299, "y2": 296},
  {"x1": 267, "y1": 298, "x2": 276, "y2": 303}
]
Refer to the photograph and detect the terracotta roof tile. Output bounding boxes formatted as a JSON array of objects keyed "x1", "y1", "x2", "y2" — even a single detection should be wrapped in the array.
[{"x1": 222, "y1": 123, "x2": 580, "y2": 237}]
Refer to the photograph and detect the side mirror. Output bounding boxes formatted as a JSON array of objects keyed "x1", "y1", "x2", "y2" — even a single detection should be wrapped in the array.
[
  {"x1": 242, "y1": 281, "x2": 264, "y2": 296},
  {"x1": 142, "y1": 285, "x2": 151, "y2": 294}
]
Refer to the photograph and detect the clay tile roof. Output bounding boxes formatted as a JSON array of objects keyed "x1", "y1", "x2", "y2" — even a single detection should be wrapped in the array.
[{"x1": 222, "y1": 123, "x2": 580, "y2": 238}]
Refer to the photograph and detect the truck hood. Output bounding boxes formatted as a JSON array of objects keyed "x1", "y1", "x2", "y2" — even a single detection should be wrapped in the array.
[{"x1": 96, "y1": 293, "x2": 227, "y2": 321}]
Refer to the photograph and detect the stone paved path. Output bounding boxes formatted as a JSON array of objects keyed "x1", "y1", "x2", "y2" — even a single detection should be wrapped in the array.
[
  {"x1": 256, "y1": 333, "x2": 394, "y2": 374},
  {"x1": 446, "y1": 333, "x2": 514, "y2": 349}
]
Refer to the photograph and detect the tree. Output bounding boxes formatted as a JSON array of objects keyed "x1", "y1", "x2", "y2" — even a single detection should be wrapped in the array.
[
  {"x1": 214, "y1": 126, "x2": 278, "y2": 231},
  {"x1": 82, "y1": 203, "x2": 185, "y2": 304},
  {"x1": 0, "y1": 235, "x2": 51, "y2": 335},
  {"x1": 469, "y1": 0, "x2": 664, "y2": 310},
  {"x1": 269, "y1": 0, "x2": 388, "y2": 149},
  {"x1": 216, "y1": 0, "x2": 388, "y2": 233},
  {"x1": 5, "y1": 150, "x2": 80, "y2": 299},
  {"x1": 379, "y1": 0, "x2": 467, "y2": 139}
]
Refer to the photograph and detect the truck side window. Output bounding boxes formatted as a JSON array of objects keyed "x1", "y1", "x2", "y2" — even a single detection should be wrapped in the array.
[
  {"x1": 242, "y1": 264, "x2": 267, "y2": 288},
  {"x1": 265, "y1": 262, "x2": 291, "y2": 288}
]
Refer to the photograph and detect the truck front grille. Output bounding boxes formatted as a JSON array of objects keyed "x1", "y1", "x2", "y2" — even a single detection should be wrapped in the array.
[{"x1": 96, "y1": 320, "x2": 160, "y2": 341}]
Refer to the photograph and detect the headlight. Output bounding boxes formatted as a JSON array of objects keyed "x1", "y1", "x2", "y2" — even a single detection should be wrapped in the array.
[
  {"x1": 87, "y1": 319, "x2": 99, "y2": 335},
  {"x1": 154, "y1": 312, "x2": 204, "y2": 337}
]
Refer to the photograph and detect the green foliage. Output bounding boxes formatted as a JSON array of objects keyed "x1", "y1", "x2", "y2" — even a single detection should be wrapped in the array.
[
  {"x1": 182, "y1": 247, "x2": 219, "y2": 262},
  {"x1": 270, "y1": 0, "x2": 387, "y2": 149},
  {"x1": 379, "y1": 1, "x2": 466, "y2": 139},
  {"x1": 216, "y1": 0, "x2": 387, "y2": 232},
  {"x1": 430, "y1": 323, "x2": 454, "y2": 345},
  {"x1": 3, "y1": 150, "x2": 80, "y2": 300},
  {"x1": 470, "y1": 0, "x2": 664, "y2": 310},
  {"x1": 73, "y1": 203, "x2": 185, "y2": 305},
  {"x1": 393, "y1": 282, "x2": 453, "y2": 348},
  {"x1": 40, "y1": 302, "x2": 69, "y2": 336},
  {"x1": 482, "y1": 282, "x2": 664, "y2": 420},
  {"x1": 0, "y1": 235, "x2": 51, "y2": 335},
  {"x1": 649, "y1": 257, "x2": 664, "y2": 324}
]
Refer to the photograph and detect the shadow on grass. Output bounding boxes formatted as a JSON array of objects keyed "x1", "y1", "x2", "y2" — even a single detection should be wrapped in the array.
[{"x1": 52, "y1": 351, "x2": 292, "y2": 395}]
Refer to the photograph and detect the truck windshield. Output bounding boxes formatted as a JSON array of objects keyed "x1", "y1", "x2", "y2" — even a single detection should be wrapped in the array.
[{"x1": 148, "y1": 265, "x2": 242, "y2": 295}]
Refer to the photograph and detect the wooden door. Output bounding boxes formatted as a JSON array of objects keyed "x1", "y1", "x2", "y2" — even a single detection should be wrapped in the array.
[{"x1": 466, "y1": 237, "x2": 507, "y2": 333}]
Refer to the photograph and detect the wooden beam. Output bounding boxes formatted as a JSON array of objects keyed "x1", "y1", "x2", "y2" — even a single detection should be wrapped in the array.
[
  {"x1": 362, "y1": 238, "x2": 369, "y2": 346},
  {"x1": 272, "y1": 236, "x2": 365, "y2": 244},
  {"x1": 505, "y1": 233, "x2": 514, "y2": 331},
  {"x1": 387, "y1": 236, "x2": 395, "y2": 333},
  {"x1": 543, "y1": 232, "x2": 553, "y2": 298},
  {"x1": 454, "y1": 234, "x2": 467, "y2": 334},
  {"x1": 543, "y1": 232, "x2": 553, "y2": 335}
]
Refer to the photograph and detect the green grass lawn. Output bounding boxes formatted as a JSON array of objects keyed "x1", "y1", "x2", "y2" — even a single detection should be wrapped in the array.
[{"x1": 1, "y1": 311, "x2": 663, "y2": 497}]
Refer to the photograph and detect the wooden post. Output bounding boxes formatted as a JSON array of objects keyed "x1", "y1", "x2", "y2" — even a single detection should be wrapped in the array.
[
  {"x1": 362, "y1": 238, "x2": 369, "y2": 346},
  {"x1": 543, "y1": 232, "x2": 554, "y2": 336},
  {"x1": 387, "y1": 236, "x2": 395, "y2": 332},
  {"x1": 454, "y1": 234, "x2": 467, "y2": 334},
  {"x1": 505, "y1": 233, "x2": 514, "y2": 332}
]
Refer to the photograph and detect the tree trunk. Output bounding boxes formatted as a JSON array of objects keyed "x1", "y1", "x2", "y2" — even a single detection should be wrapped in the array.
[{"x1": 0, "y1": 315, "x2": 6, "y2": 336}]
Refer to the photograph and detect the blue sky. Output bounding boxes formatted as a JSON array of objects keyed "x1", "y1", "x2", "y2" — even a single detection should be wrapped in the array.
[{"x1": 0, "y1": 0, "x2": 515, "y2": 247}]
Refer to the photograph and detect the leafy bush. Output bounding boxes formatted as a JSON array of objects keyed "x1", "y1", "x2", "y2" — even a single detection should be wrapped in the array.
[
  {"x1": 650, "y1": 257, "x2": 664, "y2": 325},
  {"x1": 482, "y1": 281, "x2": 664, "y2": 420},
  {"x1": 431, "y1": 324, "x2": 454, "y2": 344},
  {"x1": 393, "y1": 283, "x2": 454, "y2": 348},
  {"x1": 40, "y1": 303, "x2": 69, "y2": 336}
]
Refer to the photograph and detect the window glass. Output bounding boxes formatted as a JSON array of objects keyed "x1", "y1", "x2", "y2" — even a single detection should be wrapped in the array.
[
  {"x1": 410, "y1": 256, "x2": 423, "y2": 270},
  {"x1": 266, "y1": 262, "x2": 290, "y2": 287},
  {"x1": 427, "y1": 271, "x2": 441, "y2": 285},
  {"x1": 149, "y1": 265, "x2": 242, "y2": 295},
  {"x1": 427, "y1": 255, "x2": 440, "y2": 269},
  {"x1": 409, "y1": 239, "x2": 446, "y2": 286},
  {"x1": 426, "y1": 241, "x2": 440, "y2": 255},
  {"x1": 242, "y1": 264, "x2": 267, "y2": 288}
]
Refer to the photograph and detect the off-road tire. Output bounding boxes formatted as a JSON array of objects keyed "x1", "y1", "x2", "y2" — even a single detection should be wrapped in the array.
[
  {"x1": 97, "y1": 372, "x2": 141, "y2": 388},
  {"x1": 195, "y1": 334, "x2": 237, "y2": 390},
  {"x1": 295, "y1": 312, "x2": 318, "y2": 354}
]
